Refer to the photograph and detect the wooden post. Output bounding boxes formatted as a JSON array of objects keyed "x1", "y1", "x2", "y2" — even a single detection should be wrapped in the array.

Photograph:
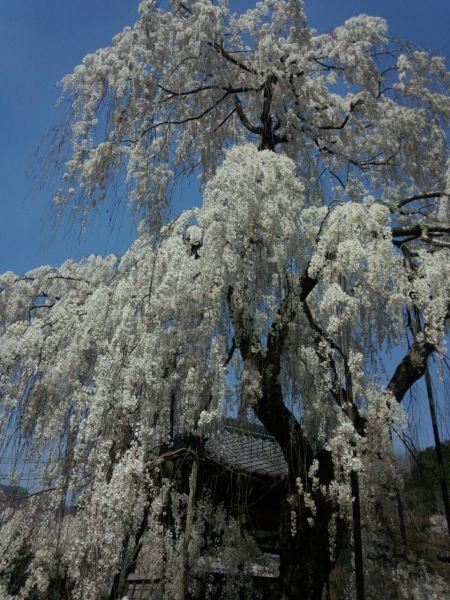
[{"x1": 177, "y1": 452, "x2": 199, "y2": 600}]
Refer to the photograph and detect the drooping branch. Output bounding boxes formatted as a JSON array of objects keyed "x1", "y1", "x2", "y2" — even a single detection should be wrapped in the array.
[
  {"x1": 299, "y1": 285, "x2": 367, "y2": 436},
  {"x1": 125, "y1": 91, "x2": 232, "y2": 144}
]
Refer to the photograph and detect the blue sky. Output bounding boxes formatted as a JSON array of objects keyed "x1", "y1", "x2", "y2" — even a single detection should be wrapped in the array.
[{"x1": 1, "y1": 0, "x2": 449, "y2": 276}]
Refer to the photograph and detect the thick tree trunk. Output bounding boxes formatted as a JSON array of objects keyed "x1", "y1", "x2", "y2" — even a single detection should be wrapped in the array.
[
  {"x1": 279, "y1": 512, "x2": 325, "y2": 599},
  {"x1": 227, "y1": 280, "x2": 343, "y2": 599},
  {"x1": 278, "y1": 479, "x2": 343, "y2": 600}
]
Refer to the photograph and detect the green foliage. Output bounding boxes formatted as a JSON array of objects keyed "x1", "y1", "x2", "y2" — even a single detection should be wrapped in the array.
[
  {"x1": 0, "y1": 484, "x2": 29, "y2": 498},
  {"x1": 404, "y1": 441, "x2": 450, "y2": 515},
  {"x1": 2, "y1": 543, "x2": 69, "y2": 600},
  {"x1": 3, "y1": 545, "x2": 38, "y2": 599}
]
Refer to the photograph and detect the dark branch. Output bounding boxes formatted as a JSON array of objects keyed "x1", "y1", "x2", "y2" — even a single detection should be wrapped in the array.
[
  {"x1": 234, "y1": 95, "x2": 262, "y2": 135},
  {"x1": 387, "y1": 335, "x2": 436, "y2": 403},
  {"x1": 208, "y1": 41, "x2": 258, "y2": 75},
  {"x1": 317, "y1": 99, "x2": 363, "y2": 131},
  {"x1": 391, "y1": 224, "x2": 450, "y2": 238},
  {"x1": 398, "y1": 192, "x2": 444, "y2": 209},
  {"x1": 126, "y1": 92, "x2": 231, "y2": 143}
]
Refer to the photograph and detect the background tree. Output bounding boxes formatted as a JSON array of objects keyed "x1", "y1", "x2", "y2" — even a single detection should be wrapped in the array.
[
  {"x1": 1, "y1": 1, "x2": 450, "y2": 599},
  {"x1": 404, "y1": 441, "x2": 450, "y2": 517}
]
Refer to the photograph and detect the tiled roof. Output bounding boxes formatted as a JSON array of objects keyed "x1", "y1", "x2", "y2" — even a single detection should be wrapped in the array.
[
  {"x1": 159, "y1": 418, "x2": 288, "y2": 478},
  {"x1": 205, "y1": 419, "x2": 288, "y2": 477}
]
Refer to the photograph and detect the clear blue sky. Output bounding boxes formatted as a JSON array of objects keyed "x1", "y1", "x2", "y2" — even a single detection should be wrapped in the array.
[{"x1": 1, "y1": 0, "x2": 449, "y2": 276}]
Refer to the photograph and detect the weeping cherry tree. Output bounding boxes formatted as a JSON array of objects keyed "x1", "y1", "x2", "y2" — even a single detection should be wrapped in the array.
[{"x1": 1, "y1": 1, "x2": 450, "y2": 598}]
